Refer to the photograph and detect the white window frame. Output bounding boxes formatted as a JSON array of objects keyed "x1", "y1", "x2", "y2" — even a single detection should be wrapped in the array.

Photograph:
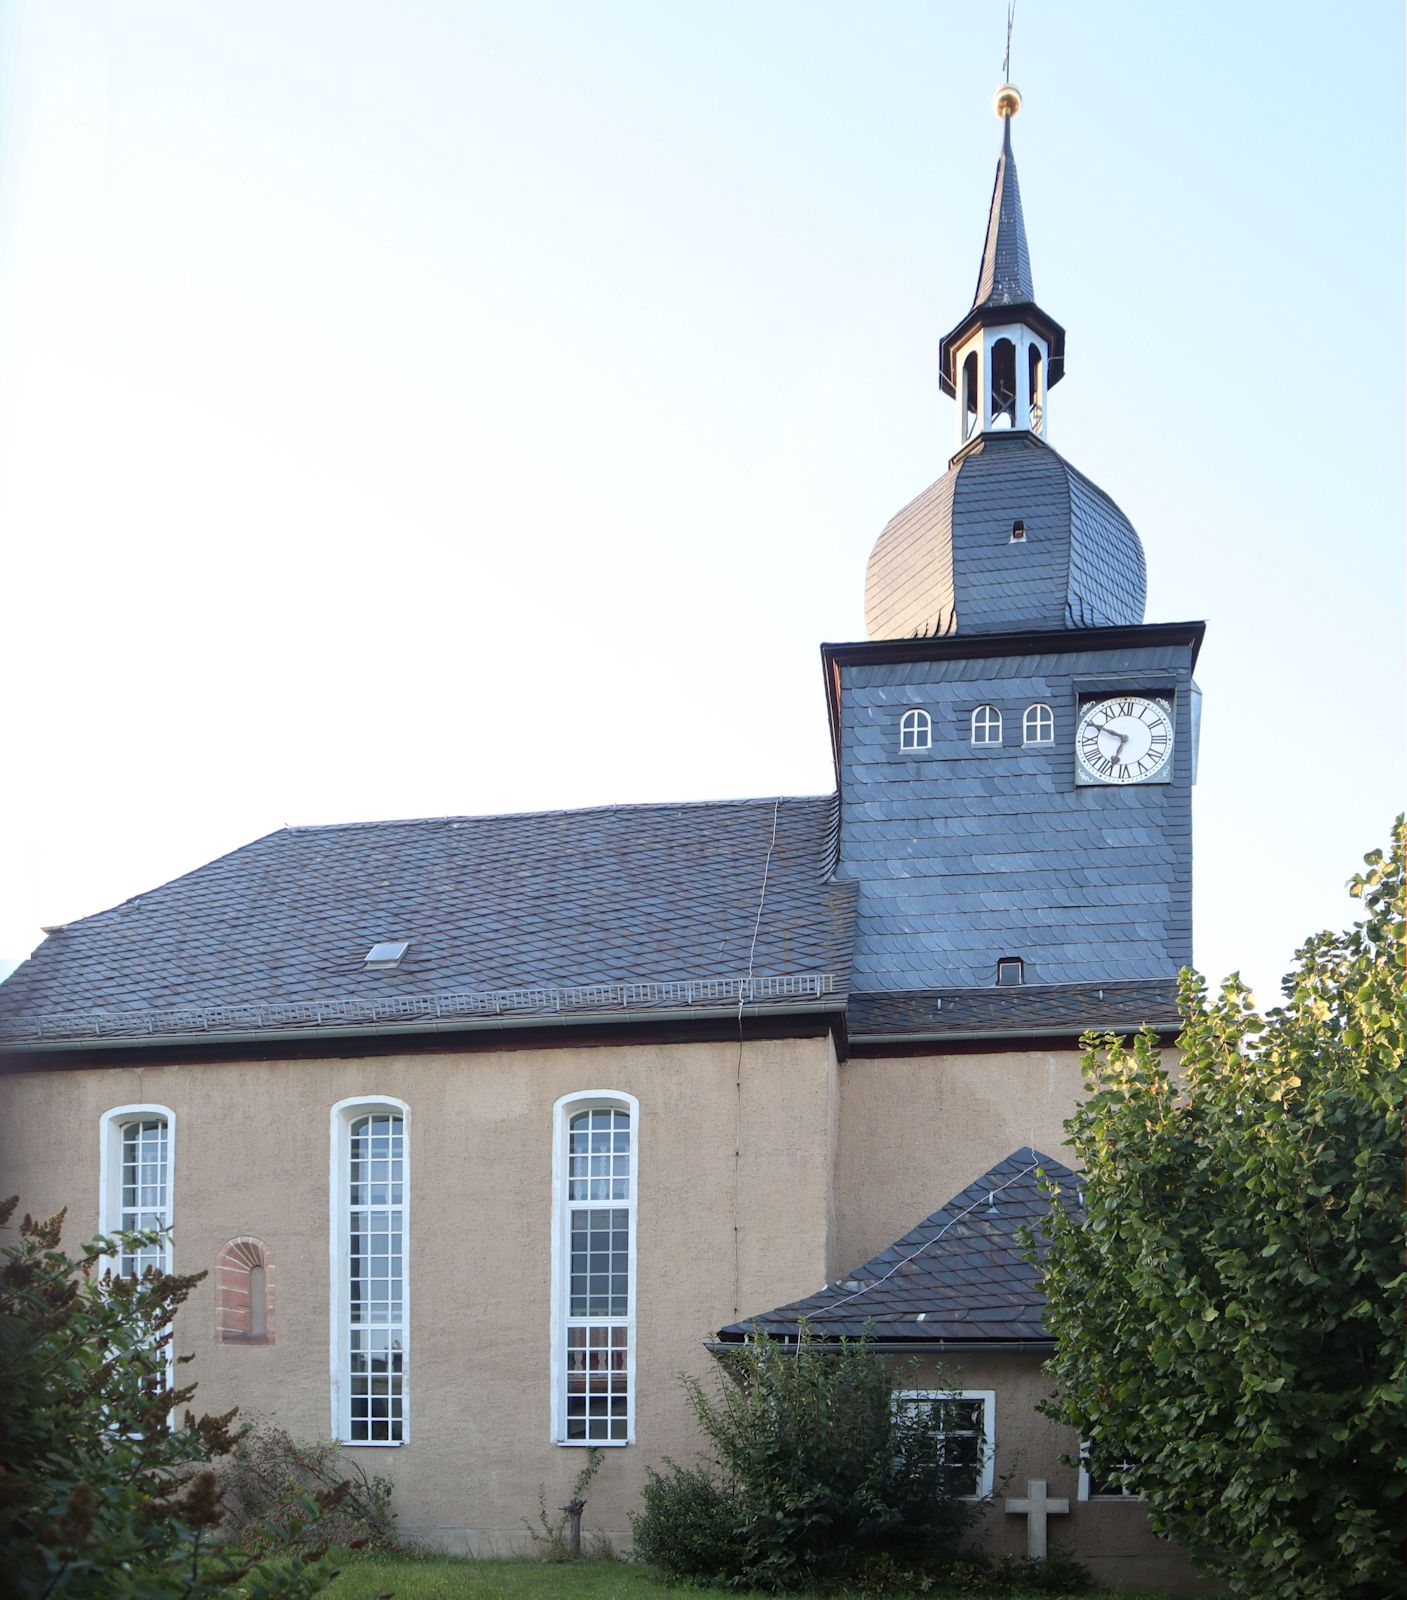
[
  {"x1": 1078, "y1": 1442, "x2": 1143, "y2": 1501},
  {"x1": 99, "y1": 1104, "x2": 176, "y2": 1279},
  {"x1": 899, "y1": 708, "x2": 932, "y2": 752},
  {"x1": 329, "y1": 1095, "x2": 410, "y2": 1447},
  {"x1": 970, "y1": 705, "x2": 1002, "y2": 746},
  {"x1": 550, "y1": 1089, "x2": 639, "y2": 1447},
  {"x1": 897, "y1": 1388, "x2": 996, "y2": 1500},
  {"x1": 1022, "y1": 702, "x2": 1054, "y2": 745}
]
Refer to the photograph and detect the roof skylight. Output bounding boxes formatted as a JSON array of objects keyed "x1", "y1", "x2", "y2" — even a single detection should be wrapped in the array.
[{"x1": 363, "y1": 941, "x2": 410, "y2": 970}]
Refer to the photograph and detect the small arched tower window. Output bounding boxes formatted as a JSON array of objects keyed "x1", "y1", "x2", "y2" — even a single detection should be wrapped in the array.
[
  {"x1": 1028, "y1": 344, "x2": 1045, "y2": 434},
  {"x1": 899, "y1": 709, "x2": 932, "y2": 752},
  {"x1": 1023, "y1": 703, "x2": 1054, "y2": 745},
  {"x1": 961, "y1": 350, "x2": 980, "y2": 441},
  {"x1": 971, "y1": 705, "x2": 1002, "y2": 746},
  {"x1": 989, "y1": 338, "x2": 1017, "y2": 428},
  {"x1": 216, "y1": 1237, "x2": 275, "y2": 1345}
]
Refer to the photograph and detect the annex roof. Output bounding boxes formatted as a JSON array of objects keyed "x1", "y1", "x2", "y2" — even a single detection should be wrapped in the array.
[
  {"x1": 0, "y1": 795, "x2": 855, "y2": 1048},
  {"x1": 716, "y1": 1148, "x2": 1080, "y2": 1345}
]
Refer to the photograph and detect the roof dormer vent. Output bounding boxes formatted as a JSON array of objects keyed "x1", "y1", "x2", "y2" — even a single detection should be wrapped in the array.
[{"x1": 363, "y1": 940, "x2": 410, "y2": 970}]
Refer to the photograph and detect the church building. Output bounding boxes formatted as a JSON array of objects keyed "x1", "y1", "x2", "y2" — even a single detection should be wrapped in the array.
[{"x1": 0, "y1": 87, "x2": 1206, "y2": 1592}]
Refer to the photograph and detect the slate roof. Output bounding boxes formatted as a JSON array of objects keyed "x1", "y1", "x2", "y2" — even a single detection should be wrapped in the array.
[
  {"x1": 847, "y1": 980, "x2": 1180, "y2": 1040},
  {"x1": 973, "y1": 114, "x2": 1033, "y2": 310},
  {"x1": 864, "y1": 432, "x2": 1147, "y2": 641},
  {"x1": 718, "y1": 1149, "x2": 1080, "y2": 1344},
  {"x1": 0, "y1": 796, "x2": 856, "y2": 1047}
]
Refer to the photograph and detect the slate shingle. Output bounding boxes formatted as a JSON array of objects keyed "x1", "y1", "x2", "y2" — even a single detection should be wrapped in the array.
[
  {"x1": 717, "y1": 1148, "x2": 1080, "y2": 1344},
  {"x1": 0, "y1": 796, "x2": 856, "y2": 1045}
]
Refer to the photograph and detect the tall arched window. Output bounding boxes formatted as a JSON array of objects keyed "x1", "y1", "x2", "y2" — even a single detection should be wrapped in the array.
[
  {"x1": 99, "y1": 1105, "x2": 175, "y2": 1279},
  {"x1": 552, "y1": 1091, "x2": 638, "y2": 1446},
  {"x1": 1022, "y1": 703, "x2": 1054, "y2": 745},
  {"x1": 899, "y1": 709, "x2": 932, "y2": 752},
  {"x1": 1028, "y1": 344, "x2": 1045, "y2": 433},
  {"x1": 330, "y1": 1097, "x2": 409, "y2": 1444},
  {"x1": 971, "y1": 705, "x2": 1002, "y2": 745}
]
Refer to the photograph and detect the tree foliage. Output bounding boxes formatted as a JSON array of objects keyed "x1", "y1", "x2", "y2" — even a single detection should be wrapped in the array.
[
  {"x1": 630, "y1": 1326, "x2": 974, "y2": 1592},
  {"x1": 1038, "y1": 820, "x2": 1406, "y2": 1599},
  {"x1": 0, "y1": 1201, "x2": 343, "y2": 1598}
]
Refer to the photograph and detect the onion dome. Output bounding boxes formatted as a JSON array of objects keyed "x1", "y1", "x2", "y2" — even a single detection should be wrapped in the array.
[{"x1": 864, "y1": 432, "x2": 1147, "y2": 638}]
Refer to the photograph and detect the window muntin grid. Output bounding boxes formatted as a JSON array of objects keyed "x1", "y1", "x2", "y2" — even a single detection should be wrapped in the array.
[
  {"x1": 565, "y1": 1325, "x2": 629, "y2": 1442},
  {"x1": 970, "y1": 705, "x2": 1003, "y2": 745},
  {"x1": 559, "y1": 1103, "x2": 633, "y2": 1444},
  {"x1": 568, "y1": 1106, "x2": 631, "y2": 1201},
  {"x1": 1022, "y1": 702, "x2": 1054, "y2": 744},
  {"x1": 119, "y1": 1119, "x2": 170, "y2": 1279},
  {"x1": 899, "y1": 709, "x2": 932, "y2": 752},
  {"x1": 897, "y1": 1391, "x2": 994, "y2": 1499},
  {"x1": 345, "y1": 1111, "x2": 406, "y2": 1444}
]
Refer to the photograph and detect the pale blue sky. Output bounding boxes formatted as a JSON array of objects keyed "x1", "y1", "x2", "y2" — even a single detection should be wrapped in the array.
[{"x1": 0, "y1": 1, "x2": 1402, "y2": 1006}]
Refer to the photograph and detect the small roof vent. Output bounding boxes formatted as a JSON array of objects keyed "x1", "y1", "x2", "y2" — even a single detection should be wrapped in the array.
[
  {"x1": 996, "y1": 956, "x2": 1026, "y2": 986},
  {"x1": 363, "y1": 940, "x2": 410, "y2": 970}
]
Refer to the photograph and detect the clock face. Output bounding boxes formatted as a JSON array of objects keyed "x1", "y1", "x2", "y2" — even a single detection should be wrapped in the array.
[{"x1": 1075, "y1": 695, "x2": 1174, "y2": 785}]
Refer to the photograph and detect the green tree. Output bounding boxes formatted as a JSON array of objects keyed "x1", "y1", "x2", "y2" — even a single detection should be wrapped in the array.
[
  {"x1": 631, "y1": 1325, "x2": 974, "y2": 1592},
  {"x1": 1037, "y1": 821, "x2": 1406, "y2": 1600},
  {"x1": 0, "y1": 1200, "x2": 344, "y2": 1598}
]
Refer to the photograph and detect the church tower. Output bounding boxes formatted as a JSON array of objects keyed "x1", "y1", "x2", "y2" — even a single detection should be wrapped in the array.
[{"x1": 826, "y1": 87, "x2": 1203, "y2": 1044}]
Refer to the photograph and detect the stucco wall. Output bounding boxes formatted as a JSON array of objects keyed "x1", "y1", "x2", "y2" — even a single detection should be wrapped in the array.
[
  {"x1": 833, "y1": 1046, "x2": 1084, "y2": 1274},
  {"x1": 0, "y1": 1033, "x2": 839, "y2": 1549},
  {"x1": 0, "y1": 1032, "x2": 1208, "y2": 1589}
]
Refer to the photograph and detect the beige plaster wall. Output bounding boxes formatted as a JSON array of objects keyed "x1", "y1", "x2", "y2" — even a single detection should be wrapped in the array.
[
  {"x1": 0, "y1": 1034, "x2": 1207, "y2": 1588},
  {"x1": 0, "y1": 1033, "x2": 839, "y2": 1549},
  {"x1": 834, "y1": 1048, "x2": 1085, "y2": 1275}
]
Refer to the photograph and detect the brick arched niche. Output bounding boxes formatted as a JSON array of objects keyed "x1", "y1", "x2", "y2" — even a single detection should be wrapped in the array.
[{"x1": 215, "y1": 1237, "x2": 275, "y2": 1344}]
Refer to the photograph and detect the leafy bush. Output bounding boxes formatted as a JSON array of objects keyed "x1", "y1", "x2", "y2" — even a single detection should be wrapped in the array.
[
  {"x1": 631, "y1": 1460, "x2": 749, "y2": 1580},
  {"x1": 631, "y1": 1326, "x2": 974, "y2": 1592},
  {"x1": 0, "y1": 1199, "x2": 341, "y2": 1598},
  {"x1": 214, "y1": 1423, "x2": 399, "y2": 1555},
  {"x1": 933, "y1": 1550, "x2": 1094, "y2": 1594},
  {"x1": 1037, "y1": 820, "x2": 1407, "y2": 1600}
]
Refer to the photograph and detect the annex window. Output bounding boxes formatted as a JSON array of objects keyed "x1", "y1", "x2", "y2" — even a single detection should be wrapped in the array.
[
  {"x1": 899, "y1": 709, "x2": 932, "y2": 752},
  {"x1": 552, "y1": 1091, "x2": 638, "y2": 1446},
  {"x1": 970, "y1": 705, "x2": 1002, "y2": 745},
  {"x1": 897, "y1": 1390, "x2": 996, "y2": 1500},
  {"x1": 330, "y1": 1097, "x2": 409, "y2": 1445},
  {"x1": 1078, "y1": 1445, "x2": 1143, "y2": 1501},
  {"x1": 1022, "y1": 702, "x2": 1054, "y2": 745},
  {"x1": 99, "y1": 1106, "x2": 175, "y2": 1280}
]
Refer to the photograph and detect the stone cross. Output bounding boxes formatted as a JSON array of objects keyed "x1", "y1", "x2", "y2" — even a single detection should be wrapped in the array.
[{"x1": 1004, "y1": 1477, "x2": 1070, "y2": 1559}]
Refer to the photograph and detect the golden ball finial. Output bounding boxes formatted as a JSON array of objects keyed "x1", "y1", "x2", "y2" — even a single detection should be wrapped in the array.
[{"x1": 993, "y1": 83, "x2": 1022, "y2": 120}]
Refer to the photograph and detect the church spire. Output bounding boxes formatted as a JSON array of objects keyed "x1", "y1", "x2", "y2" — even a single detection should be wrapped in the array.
[
  {"x1": 939, "y1": 86, "x2": 1066, "y2": 448},
  {"x1": 973, "y1": 103, "x2": 1034, "y2": 309}
]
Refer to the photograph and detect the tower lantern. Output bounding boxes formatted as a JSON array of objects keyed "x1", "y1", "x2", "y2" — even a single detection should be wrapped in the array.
[{"x1": 938, "y1": 85, "x2": 1066, "y2": 448}]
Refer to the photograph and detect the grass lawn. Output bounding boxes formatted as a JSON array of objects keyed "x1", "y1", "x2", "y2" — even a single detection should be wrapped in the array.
[{"x1": 323, "y1": 1554, "x2": 1180, "y2": 1600}]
